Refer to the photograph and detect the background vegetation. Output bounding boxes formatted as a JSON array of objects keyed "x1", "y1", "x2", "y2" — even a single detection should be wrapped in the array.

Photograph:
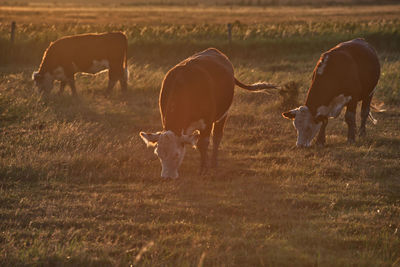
[{"x1": 0, "y1": 3, "x2": 399, "y2": 266}]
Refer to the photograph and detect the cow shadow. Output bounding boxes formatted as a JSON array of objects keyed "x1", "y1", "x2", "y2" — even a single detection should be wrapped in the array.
[
  {"x1": 310, "y1": 132, "x2": 400, "y2": 187},
  {"x1": 41, "y1": 85, "x2": 159, "y2": 135}
]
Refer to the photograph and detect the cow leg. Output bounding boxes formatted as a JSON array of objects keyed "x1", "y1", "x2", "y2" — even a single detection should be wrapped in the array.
[
  {"x1": 345, "y1": 103, "x2": 357, "y2": 144},
  {"x1": 62, "y1": 67, "x2": 77, "y2": 96},
  {"x1": 315, "y1": 120, "x2": 328, "y2": 147},
  {"x1": 58, "y1": 81, "x2": 66, "y2": 95},
  {"x1": 197, "y1": 125, "x2": 212, "y2": 175},
  {"x1": 359, "y1": 96, "x2": 372, "y2": 137},
  {"x1": 106, "y1": 79, "x2": 118, "y2": 94},
  {"x1": 106, "y1": 69, "x2": 119, "y2": 94},
  {"x1": 119, "y1": 68, "x2": 128, "y2": 92},
  {"x1": 211, "y1": 116, "x2": 227, "y2": 168},
  {"x1": 67, "y1": 78, "x2": 78, "y2": 96},
  {"x1": 119, "y1": 78, "x2": 128, "y2": 92}
]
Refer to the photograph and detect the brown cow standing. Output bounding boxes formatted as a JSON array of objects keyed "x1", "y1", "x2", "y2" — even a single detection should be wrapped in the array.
[
  {"x1": 140, "y1": 48, "x2": 277, "y2": 178},
  {"x1": 282, "y1": 38, "x2": 380, "y2": 147},
  {"x1": 32, "y1": 32, "x2": 128, "y2": 95}
]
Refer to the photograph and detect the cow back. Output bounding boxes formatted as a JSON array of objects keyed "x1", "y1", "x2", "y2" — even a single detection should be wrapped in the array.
[
  {"x1": 334, "y1": 39, "x2": 380, "y2": 96},
  {"x1": 38, "y1": 32, "x2": 127, "y2": 75},
  {"x1": 160, "y1": 48, "x2": 235, "y2": 134},
  {"x1": 305, "y1": 38, "x2": 380, "y2": 114}
]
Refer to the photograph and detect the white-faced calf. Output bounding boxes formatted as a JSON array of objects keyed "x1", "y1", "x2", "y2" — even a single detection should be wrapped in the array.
[
  {"x1": 140, "y1": 48, "x2": 277, "y2": 178},
  {"x1": 282, "y1": 38, "x2": 380, "y2": 147},
  {"x1": 32, "y1": 32, "x2": 128, "y2": 95}
]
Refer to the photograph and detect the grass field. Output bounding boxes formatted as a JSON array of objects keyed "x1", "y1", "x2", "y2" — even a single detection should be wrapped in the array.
[{"x1": 0, "y1": 3, "x2": 400, "y2": 266}]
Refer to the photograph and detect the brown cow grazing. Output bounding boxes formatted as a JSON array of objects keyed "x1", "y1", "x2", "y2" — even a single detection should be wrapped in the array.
[
  {"x1": 140, "y1": 48, "x2": 278, "y2": 178},
  {"x1": 32, "y1": 32, "x2": 128, "y2": 95},
  {"x1": 282, "y1": 38, "x2": 380, "y2": 147}
]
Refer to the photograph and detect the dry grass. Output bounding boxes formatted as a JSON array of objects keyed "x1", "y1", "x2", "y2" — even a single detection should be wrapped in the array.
[{"x1": 0, "y1": 4, "x2": 399, "y2": 266}]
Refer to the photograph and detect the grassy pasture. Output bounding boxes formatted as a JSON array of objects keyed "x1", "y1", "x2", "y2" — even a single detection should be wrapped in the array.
[{"x1": 0, "y1": 4, "x2": 400, "y2": 266}]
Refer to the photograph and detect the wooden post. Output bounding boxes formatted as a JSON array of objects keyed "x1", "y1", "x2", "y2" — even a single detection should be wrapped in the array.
[
  {"x1": 10, "y1": 21, "x2": 16, "y2": 43},
  {"x1": 227, "y1": 23, "x2": 232, "y2": 46}
]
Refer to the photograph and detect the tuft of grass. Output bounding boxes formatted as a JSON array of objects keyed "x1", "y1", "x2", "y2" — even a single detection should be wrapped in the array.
[{"x1": 279, "y1": 81, "x2": 300, "y2": 109}]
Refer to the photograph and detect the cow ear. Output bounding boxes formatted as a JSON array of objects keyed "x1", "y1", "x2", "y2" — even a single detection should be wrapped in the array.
[
  {"x1": 314, "y1": 115, "x2": 328, "y2": 124},
  {"x1": 181, "y1": 130, "x2": 200, "y2": 148},
  {"x1": 140, "y1": 132, "x2": 161, "y2": 147},
  {"x1": 282, "y1": 109, "x2": 297, "y2": 120}
]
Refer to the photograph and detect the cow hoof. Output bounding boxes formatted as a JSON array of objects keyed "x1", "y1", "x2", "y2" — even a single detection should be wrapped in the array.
[
  {"x1": 104, "y1": 89, "x2": 112, "y2": 96},
  {"x1": 210, "y1": 158, "x2": 218, "y2": 169},
  {"x1": 316, "y1": 142, "x2": 325, "y2": 148},
  {"x1": 347, "y1": 139, "x2": 356, "y2": 145},
  {"x1": 199, "y1": 167, "x2": 208, "y2": 175}
]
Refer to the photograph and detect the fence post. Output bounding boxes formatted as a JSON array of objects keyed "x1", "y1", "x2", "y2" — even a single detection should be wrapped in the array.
[{"x1": 10, "y1": 21, "x2": 16, "y2": 43}]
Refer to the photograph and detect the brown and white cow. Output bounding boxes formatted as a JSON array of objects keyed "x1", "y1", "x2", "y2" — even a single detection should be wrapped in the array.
[
  {"x1": 282, "y1": 38, "x2": 380, "y2": 147},
  {"x1": 32, "y1": 32, "x2": 128, "y2": 95},
  {"x1": 140, "y1": 48, "x2": 277, "y2": 178}
]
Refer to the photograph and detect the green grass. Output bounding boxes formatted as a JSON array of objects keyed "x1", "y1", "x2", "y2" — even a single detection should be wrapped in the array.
[{"x1": 0, "y1": 4, "x2": 400, "y2": 266}]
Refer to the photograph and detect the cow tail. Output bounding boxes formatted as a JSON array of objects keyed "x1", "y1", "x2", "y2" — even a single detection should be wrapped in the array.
[
  {"x1": 234, "y1": 78, "x2": 279, "y2": 91},
  {"x1": 368, "y1": 111, "x2": 377, "y2": 125},
  {"x1": 368, "y1": 99, "x2": 386, "y2": 125}
]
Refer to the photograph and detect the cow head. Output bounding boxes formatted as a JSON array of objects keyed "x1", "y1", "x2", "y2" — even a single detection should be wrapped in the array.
[
  {"x1": 140, "y1": 130, "x2": 200, "y2": 178},
  {"x1": 282, "y1": 106, "x2": 322, "y2": 147},
  {"x1": 282, "y1": 94, "x2": 352, "y2": 147},
  {"x1": 32, "y1": 71, "x2": 54, "y2": 93}
]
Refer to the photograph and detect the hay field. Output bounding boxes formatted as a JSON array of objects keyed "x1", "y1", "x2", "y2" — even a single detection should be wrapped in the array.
[{"x1": 0, "y1": 3, "x2": 400, "y2": 266}]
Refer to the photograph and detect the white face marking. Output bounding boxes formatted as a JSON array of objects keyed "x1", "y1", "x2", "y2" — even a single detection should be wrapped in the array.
[
  {"x1": 287, "y1": 95, "x2": 352, "y2": 147},
  {"x1": 53, "y1": 66, "x2": 67, "y2": 81},
  {"x1": 154, "y1": 131, "x2": 186, "y2": 179},
  {"x1": 88, "y1": 59, "x2": 109, "y2": 74},
  {"x1": 33, "y1": 71, "x2": 54, "y2": 92},
  {"x1": 140, "y1": 130, "x2": 199, "y2": 179},
  {"x1": 291, "y1": 106, "x2": 322, "y2": 147},
  {"x1": 317, "y1": 55, "x2": 329, "y2": 75}
]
